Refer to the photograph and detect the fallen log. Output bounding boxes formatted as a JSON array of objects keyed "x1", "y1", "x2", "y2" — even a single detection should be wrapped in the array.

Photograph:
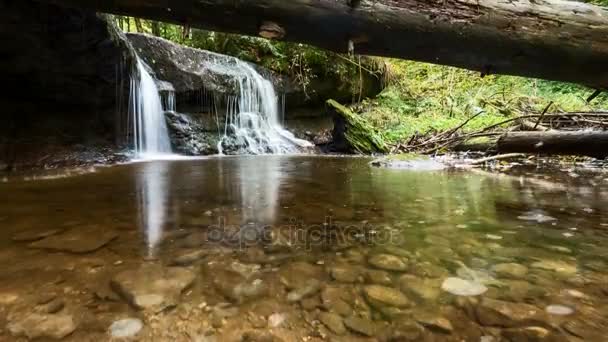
[
  {"x1": 36, "y1": 0, "x2": 608, "y2": 89},
  {"x1": 497, "y1": 131, "x2": 608, "y2": 158}
]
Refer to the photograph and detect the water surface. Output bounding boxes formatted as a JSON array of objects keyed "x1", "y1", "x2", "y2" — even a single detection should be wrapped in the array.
[{"x1": 0, "y1": 156, "x2": 607, "y2": 341}]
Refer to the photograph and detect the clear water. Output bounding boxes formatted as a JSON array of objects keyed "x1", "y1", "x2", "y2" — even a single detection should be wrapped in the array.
[
  {"x1": 129, "y1": 59, "x2": 172, "y2": 158},
  {"x1": 0, "y1": 156, "x2": 607, "y2": 341}
]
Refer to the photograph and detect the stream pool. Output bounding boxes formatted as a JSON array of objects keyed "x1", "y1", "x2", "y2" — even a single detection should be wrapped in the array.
[{"x1": 0, "y1": 156, "x2": 607, "y2": 341}]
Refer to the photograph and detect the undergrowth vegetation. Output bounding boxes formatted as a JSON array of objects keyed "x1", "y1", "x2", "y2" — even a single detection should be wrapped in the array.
[{"x1": 360, "y1": 60, "x2": 608, "y2": 144}]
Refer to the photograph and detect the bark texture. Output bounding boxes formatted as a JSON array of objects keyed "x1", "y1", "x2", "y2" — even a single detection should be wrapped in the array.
[
  {"x1": 497, "y1": 131, "x2": 608, "y2": 158},
  {"x1": 35, "y1": 0, "x2": 608, "y2": 89}
]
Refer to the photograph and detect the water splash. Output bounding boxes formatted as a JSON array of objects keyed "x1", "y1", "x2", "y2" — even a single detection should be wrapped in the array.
[
  {"x1": 208, "y1": 59, "x2": 312, "y2": 154},
  {"x1": 129, "y1": 58, "x2": 172, "y2": 159}
]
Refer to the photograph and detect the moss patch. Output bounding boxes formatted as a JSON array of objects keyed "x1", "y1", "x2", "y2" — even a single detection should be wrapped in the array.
[{"x1": 327, "y1": 99, "x2": 388, "y2": 154}]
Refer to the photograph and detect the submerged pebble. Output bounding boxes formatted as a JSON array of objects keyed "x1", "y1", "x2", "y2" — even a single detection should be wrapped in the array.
[
  {"x1": 110, "y1": 318, "x2": 143, "y2": 338},
  {"x1": 441, "y1": 277, "x2": 487, "y2": 296},
  {"x1": 545, "y1": 305, "x2": 574, "y2": 316}
]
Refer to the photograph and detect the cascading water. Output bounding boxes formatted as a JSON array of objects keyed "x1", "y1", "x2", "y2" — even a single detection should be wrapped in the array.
[
  {"x1": 129, "y1": 58, "x2": 172, "y2": 158},
  {"x1": 209, "y1": 59, "x2": 313, "y2": 155}
]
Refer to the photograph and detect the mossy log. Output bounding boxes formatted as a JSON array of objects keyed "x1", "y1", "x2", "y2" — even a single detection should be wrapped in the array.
[
  {"x1": 38, "y1": 0, "x2": 608, "y2": 89},
  {"x1": 326, "y1": 99, "x2": 388, "y2": 154}
]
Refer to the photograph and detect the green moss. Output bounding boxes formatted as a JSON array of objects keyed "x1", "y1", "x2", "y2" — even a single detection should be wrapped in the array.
[{"x1": 327, "y1": 99, "x2": 388, "y2": 154}]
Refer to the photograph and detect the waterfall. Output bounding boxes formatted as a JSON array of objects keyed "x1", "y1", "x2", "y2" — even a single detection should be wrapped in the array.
[
  {"x1": 129, "y1": 58, "x2": 172, "y2": 158},
  {"x1": 211, "y1": 59, "x2": 313, "y2": 155}
]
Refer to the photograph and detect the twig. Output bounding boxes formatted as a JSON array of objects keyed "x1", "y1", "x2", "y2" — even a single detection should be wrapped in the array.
[
  {"x1": 470, "y1": 153, "x2": 526, "y2": 165},
  {"x1": 534, "y1": 101, "x2": 553, "y2": 129}
]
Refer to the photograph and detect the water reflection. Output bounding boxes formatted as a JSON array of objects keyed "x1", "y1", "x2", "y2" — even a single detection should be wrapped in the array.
[{"x1": 136, "y1": 161, "x2": 169, "y2": 257}]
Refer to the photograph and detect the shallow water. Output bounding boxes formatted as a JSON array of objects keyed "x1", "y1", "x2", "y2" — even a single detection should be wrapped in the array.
[{"x1": 0, "y1": 156, "x2": 607, "y2": 341}]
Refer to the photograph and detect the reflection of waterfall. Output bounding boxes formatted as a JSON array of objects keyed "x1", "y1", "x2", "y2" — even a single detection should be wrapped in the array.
[
  {"x1": 129, "y1": 58, "x2": 172, "y2": 158},
  {"x1": 136, "y1": 161, "x2": 169, "y2": 257},
  {"x1": 238, "y1": 156, "x2": 282, "y2": 224},
  {"x1": 208, "y1": 60, "x2": 312, "y2": 155}
]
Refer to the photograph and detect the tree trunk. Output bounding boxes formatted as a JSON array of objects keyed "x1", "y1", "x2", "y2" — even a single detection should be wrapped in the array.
[
  {"x1": 151, "y1": 20, "x2": 161, "y2": 36},
  {"x1": 35, "y1": 0, "x2": 608, "y2": 89},
  {"x1": 497, "y1": 131, "x2": 608, "y2": 158},
  {"x1": 134, "y1": 18, "x2": 143, "y2": 33}
]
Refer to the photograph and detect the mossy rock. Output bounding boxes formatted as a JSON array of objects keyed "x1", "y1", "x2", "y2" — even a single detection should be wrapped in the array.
[{"x1": 326, "y1": 99, "x2": 388, "y2": 154}]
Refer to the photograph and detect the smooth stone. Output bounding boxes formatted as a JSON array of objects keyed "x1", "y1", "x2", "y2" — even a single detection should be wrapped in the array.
[
  {"x1": 441, "y1": 277, "x2": 487, "y2": 296},
  {"x1": 368, "y1": 254, "x2": 408, "y2": 271},
  {"x1": 29, "y1": 228, "x2": 118, "y2": 253},
  {"x1": 109, "y1": 318, "x2": 143, "y2": 338},
  {"x1": 501, "y1": 326, "x2": 551, "y2": 341},
  {"x1": 12, "y1": 228, "x2": 64, "y2": 242},
  {"x1": 321, "y1": 287, "x2": 353, "y2": 316},
  {"x1": 278, "y1": 262, "x2": 322, "y2": 289},
  {"x1": 344, "y1": 316, "x2": 376, "y2": 336},
  {"x1": 545, "y1": 304, "x2": 574, "y2": 316},
  {"x1": 410, "y1": 262, "x2": 449, "y2": 278},
  {"x1": 230, "y1": 261, "x2": 262, "y2": 279},
  {"x1": 416, "y1": 313, "x2": 453, "y2": 334},
  {"x1": 287, "y1": 279, "x2": 322, "y2": 302},
  {"x1": 318, "y1": 312, "x2": 346, "y2": 335},
  {"x1": 300, "y1": 296, "x2": 321, "y2": 310},
  {"x1": 390, "y1": 321, "x2": 425, "y2": 341},
  {"x1": 233, "y1": 279, "x2": 269, "y2": 302},
  {"x1": 268, "y1": 313, "x2": 286, "y2": 328},
  {"x1": 0, "y1": 293, "x2": 19, "y2": 305},
  {"x1": 491, "y1": 263, "x2": 528, "y2": 279},
  {"x1": 110, "y1": 265, "x2": 196, "y2": 312},
  {"x1": 531, "y1": 260, "x2": 577, "y2": 275},
  {"x1": 399, "y1": 275, "x2": 440, "y2": 302},
  {"x1": 363, "y1": 285, "x2": 411, "y2": 308},
  {"x1": 42, "y1": 299, "x2": 65, "y2": 314},
  {"x1": 476, "y1": 298, "x2": 546, "y2": 327},
  {"x1": 364, "y1": 269, "x2": 393, "y2": 285},
  {"x1": 330, "y1": 266, "x2": 360, "y2": 283},
  {"x1": 7, "y1": 313, "x2": 77, "y2": 340},
  {"x1": 171, "y1": 249, "x2": 208, "y2": 266}
]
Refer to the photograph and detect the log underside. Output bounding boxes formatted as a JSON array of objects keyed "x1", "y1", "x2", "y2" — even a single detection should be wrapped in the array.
[
  {"x1": 497, "y1": 131, "x2": 608, "y2": 158},
  {"x1": 35, "y1": 0, "x2": 608, "y2": 89}
]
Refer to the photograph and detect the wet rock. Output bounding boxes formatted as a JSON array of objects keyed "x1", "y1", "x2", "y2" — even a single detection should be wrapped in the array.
[
  {"x1": 501, "y1": 326, "x2": 552, "y2": 341},
  {"x1": 29, "y1": 228, "x2": 118, "y2": 253},
  {"x1": 530, "y1": 260, "x2": 577, "y2": 275},
  {"x1": 109, "y1": 318, "x2": 143, "y2": 338},
  {"x1": 230, "y1": 261, "x2": 262, "y2": 279},
  {"x1": 390, "y1": 321, "x2": 425, "y2": 341},
  {"x1": 268, "y1": 313, "x2": 287, "y2": 328},
  {"x1": 545, "y1": 305, "x2": 574, "y2": 316},
  {"x1": 321, "y1": 287, "x2": 353, "y2": 316},
  {"x1": 110, "y1": 265, "x2": 196, "y2": 312},
  {"x1": 410, "y1": 261, "x2": 449, "y2": 278},
  {"x1": 330, "y1": 266, "x2": 360, "y2": 283},
  {"x1": 441, "y1": 277, "x2": 487, "y2": 296},
  {"x1": 415, "y1": 313, "x2": 453, "y2": 334},
  {"x1": 278, "y1": 262, "x2": 322, "y2": 289},
  {"x1": 475, "y1": 298, "x2": 546, "y2": 327},
  {"x1": 491, "y1": 263, "x2": 528, "y2": 279},
  {"x1": 300, "y1": 296, "x2": 321, "y2": 310},
  {"x1": 234, "y1": 279, "x2": 269, "y2": 302},
  {"x1": 364, "y1": 269, "x2": 393, "y2": 285},
  {"x1": 287, "y1": 279, "x2": 322, "y2": 302},
  {"x1": 363, "y1": 285, "x2": 411, "y2": 308},
  {"x1": 318, "y1": 312, "x2": 346, "y2": 335},
  {"x1": 7, "y1": 313, "x2": 77, "y2": 340},
  {"x1": 399, "y1": 275, "x2": 440, "y2": 302},
  {"x1": 12, "y1": 228, "x2": 64, "y2": 242},
  {"x1": 170, "y1": 249, "x2": 208, "y2": 266},
  {"x1": 368, "y1": 253, "x2": 408, "y2": 272},
  {"x1": 41, "y1": 299, "x2": 65, "y2": 314},
  {"x1": 344, "y1": 316, "x2": 376, "y2": 336}
]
